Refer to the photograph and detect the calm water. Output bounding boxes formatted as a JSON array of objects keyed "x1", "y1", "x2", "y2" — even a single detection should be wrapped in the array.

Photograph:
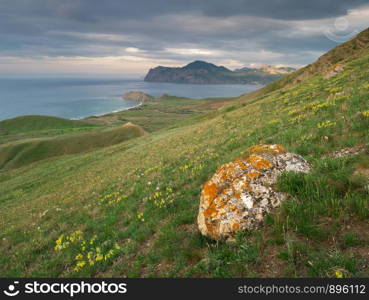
[{"x1": 0, "y1": 78, "x2": 261, "y2": 121}]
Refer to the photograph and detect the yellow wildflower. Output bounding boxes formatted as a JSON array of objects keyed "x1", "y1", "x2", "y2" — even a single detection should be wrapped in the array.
[
  {"x1": 335, "y1": 270, "x2": 343, "y2": 278},
  {"x1": 362, "y1": 110, "x2": 369, "y2": 118},
  {"x1": 76, "y1": 261, "x2": 85, "y2": 268},
  {"x1": 362, "y1": 83, "x2": 369, "y2": 89},
  {"x1": 317, "y1": 120, "x2": 336, "y2": 129},
  {"x1": 95, "y1": 253, "x2": 103, "y2": 261},
  {"x1": 54, "y1": 235, "x2": 64, "y2": 251},
  {"x1": 75, "y1": 253, "x2": 83, "y2": 260}
]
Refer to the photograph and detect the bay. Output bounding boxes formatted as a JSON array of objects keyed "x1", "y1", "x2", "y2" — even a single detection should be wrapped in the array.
[{"x1": 0, "y1": 77, "x2": 261, "y2": 121}]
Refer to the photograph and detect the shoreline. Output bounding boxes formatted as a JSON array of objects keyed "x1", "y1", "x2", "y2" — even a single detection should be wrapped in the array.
[
  {"x1": 71, "y1": 101, "x2": 143, "y2": 121},
  {"x1": 0, "y1": 80, "x2": 261, "y2": 122},
  {"x1": 0, "y1": 101, "x2": 144, "y2": 123}
]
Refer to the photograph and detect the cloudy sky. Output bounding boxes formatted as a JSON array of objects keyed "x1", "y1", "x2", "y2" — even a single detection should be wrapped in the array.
[{"x1": 1, "y1": 0, "x2": 369, "y2": 77}]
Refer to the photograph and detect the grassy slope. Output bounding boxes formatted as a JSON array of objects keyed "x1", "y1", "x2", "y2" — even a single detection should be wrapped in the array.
[
  {"x1": 84, "y1": 95, "x2": 237, "y2": 132},
  {"x1": 0, "y1": 115, "x2": 98, "y2": 144},
  {"x1": 0, "y1": 115, "x2": 95, "y2": 133},
  {"x1": 0, "y1": 122, "x2": 147, "y2": 170},
  {"x1": 0, "y1": 96, "x2": 234, "y2": 170},
  {"x1": 0, "y1": 31, "x2": 368, "y2": 277}
]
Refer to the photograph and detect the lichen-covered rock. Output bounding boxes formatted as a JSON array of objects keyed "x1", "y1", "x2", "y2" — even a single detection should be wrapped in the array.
[{"x1": 197, "y1": 144, "x2": 311, "y2": 240}]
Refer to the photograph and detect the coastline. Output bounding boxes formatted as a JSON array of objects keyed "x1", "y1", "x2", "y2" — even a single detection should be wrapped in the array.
[
  {"x1": 71, "y1": 101, "x2": 143, "y2": 121},
  {"x1": 0, "y1": 80, "x2": 261, "y2": 121}
]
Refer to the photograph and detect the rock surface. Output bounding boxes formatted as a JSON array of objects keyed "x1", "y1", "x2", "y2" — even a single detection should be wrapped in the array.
[
  {"x1": 123, "y1": 91, "x2": 152, "y2": 102},
  {"x1": 323, "y1": 64, "x2": 345, "y2": 79},
  {"x1": 327, "y1": 145, "x2": 367, "y2": 158},
  {"x1": 197, "y1": 144, "x2": 311, "y2": 240}
]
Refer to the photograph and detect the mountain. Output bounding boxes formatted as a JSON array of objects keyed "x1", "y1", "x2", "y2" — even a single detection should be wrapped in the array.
[
  {"x1": 1, "y1": 27, "x2": 368, "y2": 278},
  {"x1": 144, "y1": 60, "x2": 295, "y2": 84},
  {"x1": 182, "y1": 60, "x2": 230, "y2": 72}
]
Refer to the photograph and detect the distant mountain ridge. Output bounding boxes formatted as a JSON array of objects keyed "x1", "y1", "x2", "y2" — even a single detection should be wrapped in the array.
[
  {"x1": 144, "y1": 60, "x2": 295, "y2": 84},
  {"x1": 234, "y1": 65, "x2": 295, "y2": 74}
]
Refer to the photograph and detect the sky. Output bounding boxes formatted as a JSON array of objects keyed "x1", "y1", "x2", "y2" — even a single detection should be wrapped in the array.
[{"x1": 0, "y1": 0, "x2": 369, "y2": 77}]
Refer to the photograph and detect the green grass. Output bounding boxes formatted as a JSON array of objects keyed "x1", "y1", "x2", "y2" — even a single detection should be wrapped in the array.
[
  {"x1": 0, "y1": 115, "x2": 95, "y2": 134},
  {"x1": 0, "y1": 94, "x2": 236, "y2": 170},
  {"x1": 0, "y1": 30, "x2": 368, "y2": 278},
  {"x1": 0, "y1": 122, "x2": 147, "y2": 170},
  {"x1": 85, "y1": 95, "x2": 237, "y2": 132},
  {"x1": 0, "y1": 115, "x2": 98, "y2": 144}
]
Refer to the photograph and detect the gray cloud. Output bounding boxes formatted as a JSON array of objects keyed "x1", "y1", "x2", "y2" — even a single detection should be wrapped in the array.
[
  {"x1": 0, "y1": 0, "x2": 368, "y2": 74},
  {"x1": 2, "y1": 0, "x2": 368, "y2": 21}
]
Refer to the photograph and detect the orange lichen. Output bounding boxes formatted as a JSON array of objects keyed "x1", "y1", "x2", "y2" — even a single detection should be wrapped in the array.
[
  {"x1": 228, "y1": 204, "x2": 237, "y2": 211},
  {"x1": 246, "y1": 172, "x2": 261, "y2": 179},
  {"x1": 217, "y1": 160, "x2": 252, "y2": 182},
  {"x1": 240, "y1": 181, "x2": 250, "y2": 191},
  {"x1": 234, "y1": 160, "x2": 249, "y2": 170},
  {"x1": 246, "y1": 154, "x2": 272, "y2": 170},
  {"x1": 203, "y1": 182, "x2": 219, "y2": 231},
  {"x1": 202, "y1": 181, "x2": 222, "y2": 238},
  {"x1": 204, "y1": 204, "x2": 218, "y2": 218},
  {"x1": 204, "y1": 201, "x2": 219, "y2": 237},
  {"x1": 232, "y1": 223, "x2": 240, "y2": 231},
  {"x1": 203, "y1": 182, "x2": 217, "y2": 201}
]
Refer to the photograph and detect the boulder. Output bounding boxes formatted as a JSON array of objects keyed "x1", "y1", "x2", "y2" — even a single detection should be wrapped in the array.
[{"x1": 197, "y1": 144, "x2": 311, "y2": 240}]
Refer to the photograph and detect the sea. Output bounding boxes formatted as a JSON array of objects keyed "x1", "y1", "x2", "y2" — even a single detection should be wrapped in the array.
[{"x1": 0, "y1": 77, "x2": 261, "y2": 121}]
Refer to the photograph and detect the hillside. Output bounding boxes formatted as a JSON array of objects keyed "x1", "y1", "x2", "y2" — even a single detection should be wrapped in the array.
[
  {"x1": 0, "y1": 122, "x2": 146, "y2": 170},
  {"x1": 0, "y1": 95, "x2": 238, "y2": 170},
  {"x1": 0, "y1": 115, "x2": 95, "y2": 133},
  {"x1": 0, "y1": 115, "x2": 98, "y2": 144},
  {"x1": 0, "y1": 28, "x2": 368, "y2": 278},
  {"x1": 144, "y1": 60, "x2": 295, "y2": 84}
]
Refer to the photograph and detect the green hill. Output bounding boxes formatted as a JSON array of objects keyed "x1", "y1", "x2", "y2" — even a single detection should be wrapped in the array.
[
  {"x1": 0, "y1": 115, "x2": 99, "y2": 144},
  {"x1": 0, "y1": 122, "x2": 146, "y2": 170},
  {"x1": 0, "y1": 115, "x2": 96, "y2": 134},
  {"x1": 0, "y1": 28, "x2": 368, "y2": 278}
]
